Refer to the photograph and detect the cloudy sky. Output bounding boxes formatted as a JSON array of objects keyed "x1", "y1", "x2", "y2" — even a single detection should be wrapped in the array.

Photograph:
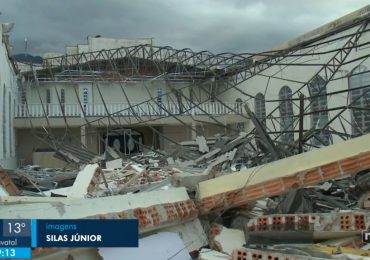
[{"x1": 1, "y1": 0, "x2": 369, "y2": 56}]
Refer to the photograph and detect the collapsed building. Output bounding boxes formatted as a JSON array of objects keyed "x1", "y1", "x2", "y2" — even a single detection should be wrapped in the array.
[{"x1": 1, "y1": 4, "x2": 370, "y2": 260}]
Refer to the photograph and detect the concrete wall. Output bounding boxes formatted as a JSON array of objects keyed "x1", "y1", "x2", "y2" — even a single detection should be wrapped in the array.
[
  {"x1": 87, "y1": 37, "x2": 152, "y2": 52},
  {"x1": 162, "y1": 125, "x2": 192, "y2": 152},
  {"x1": 16, "y1": 128, "x2": 81, "y2": 166},
  {"x1": 0, "y1": 26, "x2": 18, "y2": 169},
  {"x1": 33, "y1": 151, "x2": 70, "y2": 168}
]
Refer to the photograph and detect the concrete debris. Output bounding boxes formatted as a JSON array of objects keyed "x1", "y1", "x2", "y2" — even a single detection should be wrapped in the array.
[
  {"x1": 247, "y1": 211, "x2": 369, "y2": 242},
  {"x1": 312, "y1": 243, "x2": 370, "y2": 257},
  {"x1": 0, "y1": 169, "x2": 19, "y2": 195},
  {"x1": 0, "y1": 187, "x2": 198, "y2": 234},
  {"x1": 162, "y1": 219, "x2": 208, "y2": 253},
  {"x1": 198, "y1": 248, "x2": 230, "y2": 260},
  {"x1": 171, "y1": 170, "x2": 208, "y2": 192},
  {"x1": 105, "y1": 146, "x2": 120, "y2": 160},
  {"x1": 68, "y1": 164, "x2": 102, "y2": 198},
  {"x1": 208, "y1": 223, "x2": 246, "y2": 255},
  {"x1": 197, "y1": 134, "x2": 370, "y2": 215},
  {"x1": 11, "y1": 165, "x2": 77, "y2": 192},
  {"x1": 231, "y1": 247, "x2": 332, "y2": 260},
  {"x1": 105, "y1": 158, "x2": 123, "y2": 169},
  {"x1": 2, "y1": 134, "x2": 370, "y2": 259},
  {"x1": 196, "y1": 136, "x2": 210, "y2": 153}
]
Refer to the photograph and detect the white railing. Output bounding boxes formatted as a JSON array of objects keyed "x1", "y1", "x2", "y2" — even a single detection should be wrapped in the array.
[{"x1": 15, "y1": 102, "x2": 245, "y2": 118}]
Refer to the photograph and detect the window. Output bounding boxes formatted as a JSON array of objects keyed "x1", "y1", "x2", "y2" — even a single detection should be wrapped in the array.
[
  {"x1": 60, "y1": 89, "x2": 65, "y2": 111},
  {"x1": 46, "y1": 89, "x2": 51, "y2": 115},
  {"x1": 309, "y1": 76, "x2": 330, "y2": 146},
  {"x1": 157, "y1": 88, "x2": 163, "y2": 115},
  {"x1": 255, "y1": 93, "x2": 266, "y2": 127},
  {"x1": 83, "y1": 88, "x2": 88, "y2": 112},
  {"x1": 349, "y1": 65, "x2": 370, "y2": 136},
  {"x1": 46, "y1": 89, "x2": 51, "y2": 104},
  {"x1": 157, "y1": 88, "x2": 163, "y2": 103},
  {"x1": 21, "y1": 86, "x2": 26, "y2": 104},
  {"x1": 175, "y1": 89, "x2": 183, "y2": 114},
  {"x1": 235, "y1": 98, "x2": 245, "y2": 131},
  {"x1": 3, "y1": 85, "x2": 6, "y2": 157},
  {"x1": 83, "y1": 88, "x2": 88, "y2": 103},
  {"x1": 279, "y1": 86, "x2": 294, "y2": 143},
  {"x1": 8, "y1": 93, "x2": 11, "y2": 157},
  {"x1": 235, "y1": 98, "x2": 243, "y2": 113}
]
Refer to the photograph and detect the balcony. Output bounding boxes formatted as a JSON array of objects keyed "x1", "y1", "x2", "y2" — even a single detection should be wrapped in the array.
[{"x1": 15, "y1": 102, "x2": 245, "y2": 118}]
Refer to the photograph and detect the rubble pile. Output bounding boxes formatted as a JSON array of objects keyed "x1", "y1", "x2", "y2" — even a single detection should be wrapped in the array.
[{"x1": 2, "y1": 134, "x2": 370, "y2": 259}]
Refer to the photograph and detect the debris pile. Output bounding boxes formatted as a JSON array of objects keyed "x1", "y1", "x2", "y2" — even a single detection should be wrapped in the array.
[{"x1": 2, "y1": 134, "x2": 370, "y2": 259}]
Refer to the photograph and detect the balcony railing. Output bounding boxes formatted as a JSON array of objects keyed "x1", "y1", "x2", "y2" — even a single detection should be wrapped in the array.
[{"x1": 15, "y1": 102, "x2": 245, "y2": 118}]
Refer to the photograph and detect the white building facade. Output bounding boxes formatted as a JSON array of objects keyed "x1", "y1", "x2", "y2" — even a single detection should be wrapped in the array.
[
  {"x1": 0, "y1": 24, "x2": 18, "y2": 169},
  {"x1": 220, "y1": 5, "x2": 370, "y2": 147},
  {"x1": 13, "y1": 5, "x2": 370, "y2": 167}
]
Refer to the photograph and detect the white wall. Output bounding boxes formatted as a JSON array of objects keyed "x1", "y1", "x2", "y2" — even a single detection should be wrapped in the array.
[
  {"x1": 88, "y1": 37, "x2": 152, "y2": 52},
  {"x1": 220, "y1": 23, "x2": 370, "y2": 145},
  {"x1": 0, "y1": 27, "x2": 18, "y2": 169}
]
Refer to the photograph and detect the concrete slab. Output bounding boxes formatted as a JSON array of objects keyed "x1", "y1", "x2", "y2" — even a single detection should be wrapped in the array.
[
  {"x1": 105, "y1": 158, "x2": 123, "y2": 169},
  {"x1": 198, "y1": 134, "x2": 370, "y2": 214},
  {"x1": 68, "y1": 164, "x2": 102, "y2": 198},
  {"x1": 196, "y1": 136, "x2": 209, "y2": 153},
  {"x1": 0, "y1": 187, "x2": 198, "y2": 234},
  {"x1": 171, "y1": 171, "x2": 208, "y2": 192},
  {"x1": 247, "y1": 211, "x2": 370, "y2": 243},
  {"x1": 161, "y1": 219, "x2": 207, "y2": 253},
  {"x1": 209, "y1": 224, "x2": 245, "y2": 255},
  {"x1": 198, "y1": 248, "x2": 229, "y2": 260}
]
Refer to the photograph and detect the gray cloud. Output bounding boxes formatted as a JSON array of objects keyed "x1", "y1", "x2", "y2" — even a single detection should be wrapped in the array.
[{"x1": 1, "y1": 0, "x2": 369, "y2": 55}]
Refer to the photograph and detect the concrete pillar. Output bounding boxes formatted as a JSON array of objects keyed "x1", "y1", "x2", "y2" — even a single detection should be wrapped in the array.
[
  {"x1": 81, "y1": 125, "x2": 87, "y2": 147},
  {"x1": 191, "y1": 121, "x2": 197, "y2": 140}
]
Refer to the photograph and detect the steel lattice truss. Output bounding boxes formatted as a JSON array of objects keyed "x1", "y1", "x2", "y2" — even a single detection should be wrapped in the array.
[{"x1": 21, "y1": 16, "x2": 370, "y2": 165}]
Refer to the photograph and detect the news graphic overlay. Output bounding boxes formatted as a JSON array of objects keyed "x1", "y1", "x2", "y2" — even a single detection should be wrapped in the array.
[
  {"x1": 36, "y1": 219, "x2": 138, "y2": 247},
  {"x1": 0, "y1": 219, "x2": 138, "y2": 258},
  {"x1": 0, "y1": 220, "x2": 32, "y2": 258}
]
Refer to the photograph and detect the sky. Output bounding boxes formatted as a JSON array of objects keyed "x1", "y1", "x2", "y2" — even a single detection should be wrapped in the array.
[{"x1": 1, "y1": 0, "x2": 369, "y2": 56}]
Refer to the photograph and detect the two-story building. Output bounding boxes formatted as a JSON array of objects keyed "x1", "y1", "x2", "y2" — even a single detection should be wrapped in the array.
[{"x1": 13, "y1": 5, "x2": 370, "y2": 168}]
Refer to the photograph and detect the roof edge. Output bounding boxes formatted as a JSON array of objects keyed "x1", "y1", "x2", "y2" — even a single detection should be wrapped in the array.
[{"x1": 272, "y1": 4, "x2": 370, "y2": 51}]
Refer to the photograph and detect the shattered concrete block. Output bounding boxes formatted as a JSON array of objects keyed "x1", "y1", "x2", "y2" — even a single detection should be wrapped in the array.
[
  {"x1": 321, "y1": 236, "x2": 364, "y2": 248},
  {"x1": 171, "y1": 171, "x2": 209, "y2": 192},
  {"x1": 247, "y1": 211, "x2": 370, "y2": 242},
  {"x1": 0, "y1": 170, "x2": 19, "y2": 195},
  {"x1": 0, "y1": 188, "x2": 198, "y2": 234},
  {"x1": 195, "y1": 148, "x2": 221, "y2": 164},
  {"x1": 166, "y1": 157, "x2": 175, "y2": 165},
  {"x1": 105, "y1": 146, "x2": 120, "y2": 159},
  {"x1": 204, "y1": 148, "x2": 238, "y2": 179},
  {"x1": 208, "y1": 223, "x2": 246, "y2": 255},
  {"x1": 106, "y1": 158, "x2": 123, "y2": 169},
  {"x1": 311, "y1": 243, "x2": 370, "y2": 257},
  {"x1": 230, "y1": 247, "x2": 330, "y2": 260},
  {"x1": 161, "y1": 219, "x2": 207, "y2": 253},
  {"x1": 68, "y1": 164, "x2": 102, "y2": 198},
  {"x1": 196, "y1": 136, "x2": 209, "y2": 153},
  {"x1": 198, "y1": 134, "x2": 370, "y2": 214},
  {"x1": 198, "y1": 248, "x2": 230, "y2": 260}
]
